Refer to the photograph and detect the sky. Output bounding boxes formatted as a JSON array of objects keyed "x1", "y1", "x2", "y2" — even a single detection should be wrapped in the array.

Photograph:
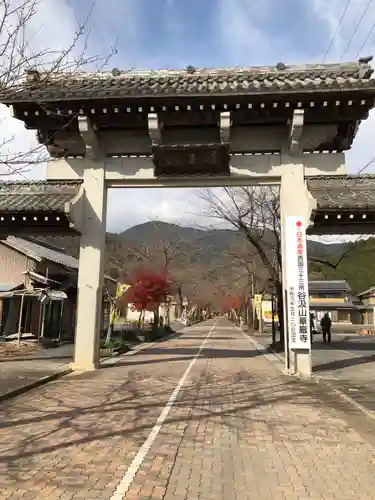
[{"x1": 1, "y1": 0, "x2": 375, "y2": 233}]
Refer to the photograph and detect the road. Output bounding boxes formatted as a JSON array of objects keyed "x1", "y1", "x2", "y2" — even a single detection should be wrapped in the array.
[
  {"x1": 1, "y1": 319, "x2": 375, "y2": 499},
  {"x1": 257, "y1": 330, "x2": 375, "y2": 414},
  {"x1": 311, "y1": 333, "x2": 375, "y2": 413}
]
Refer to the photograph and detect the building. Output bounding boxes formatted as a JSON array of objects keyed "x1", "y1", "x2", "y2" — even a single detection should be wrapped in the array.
[
  {"x1": 0, "y1": 236, "x2": 116, "y2": 339},
  {"x1": 119, "y1": 294, "x2": 180, "y2": 325},
  {"x1": 309, "y1": 280, "x2": 361, "y2": 324},
  {"x1": 357, "y1": 286, "x2": 375, "y2": 327}
]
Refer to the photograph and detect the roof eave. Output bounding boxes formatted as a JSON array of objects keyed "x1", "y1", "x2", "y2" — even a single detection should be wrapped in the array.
[{"x1": 1, "y1": 239, "x2": 42, "y2": 263}]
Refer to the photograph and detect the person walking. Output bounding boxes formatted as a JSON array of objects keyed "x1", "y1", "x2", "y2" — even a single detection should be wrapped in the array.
[{"x1": 320, "y1": 312, "x2": 332, "y2": 343}]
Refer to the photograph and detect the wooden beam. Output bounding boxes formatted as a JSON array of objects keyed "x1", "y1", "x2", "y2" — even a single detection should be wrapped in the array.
[
  {"x1": 220, "y1": 111, "x2": 231, "y2": 142},
  {"x1": 288, "y1": 109, "x2": 304, "y2": 155},
  {"x1": 78, "y1": 115, "x2": 101, "y2": 160},
  {"x1": 148, "y1": 113, "x2": 162, "y2": 145}
]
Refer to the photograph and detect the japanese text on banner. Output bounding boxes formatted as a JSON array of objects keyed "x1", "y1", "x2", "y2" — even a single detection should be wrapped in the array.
[
  {"x1": 285, "y1": 216, "x2": 311, "y2": 349},
  {"x1": 296, "y1": 221, "x2": 309, "y2": 345}
]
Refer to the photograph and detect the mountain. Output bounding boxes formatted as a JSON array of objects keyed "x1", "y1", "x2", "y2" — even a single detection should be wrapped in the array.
[
  {"x1": 35, "y1": 221, "x2": 375, "y2": 295},
  {"x1": 309, "y1": 237, "x2": 375, "y2": 294}
]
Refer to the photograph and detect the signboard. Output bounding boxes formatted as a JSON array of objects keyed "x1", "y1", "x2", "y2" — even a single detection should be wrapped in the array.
[
  {"x1": 253, "y1": 294, "x2": 262, "y2": 318},
  {"x1": 284, "y1": 216, "x2": 311, "y2": 349},
  {"x1": 116, "y1": 283, "x2": 131, "y2": 299},
  {"x1": 262, "y1": 300, "x2": 279, "y2": 323}
]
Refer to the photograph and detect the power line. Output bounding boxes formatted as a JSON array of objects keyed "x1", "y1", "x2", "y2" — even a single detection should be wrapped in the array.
[
  {"x1": 340, "y1": 0, "x2": 373, "y2": 61},
  {"x1": 356, "y1": 18, "x2": 375, "y2": 57},
  {"x1": 322, "y1": 0, "x2": 352, "y2": 63},
  {"x1": 366, "y1": 24, "x2": 375, "y2": 52},
  {"x1": 357, "y1": 154, "x2": 375, "y2": 174}
]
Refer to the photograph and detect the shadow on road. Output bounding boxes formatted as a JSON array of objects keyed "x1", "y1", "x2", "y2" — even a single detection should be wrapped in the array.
[
  {"x1": 313, "y1": 353, "x2": 375, "y2": 372},
  {"x1": 100, "y1": 348, "x2": 261, "y2": 370},
  {"x1": 1, "y1": 361, "x2": 375, "y2": 486},
  {"x1": 312, "y1": 339, "x2": 375, "y2": 352},
  {"x1": 0, "y1": 369, "x2": 365, "y2": 473},
  {"x1": 2, "y1": 319, "x2": 375, "y2": 486}
]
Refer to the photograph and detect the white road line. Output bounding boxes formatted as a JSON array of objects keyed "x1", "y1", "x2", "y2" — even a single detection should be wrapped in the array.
[{"x1": 109, "y1": 321, "x2": 216, "y2": 500}]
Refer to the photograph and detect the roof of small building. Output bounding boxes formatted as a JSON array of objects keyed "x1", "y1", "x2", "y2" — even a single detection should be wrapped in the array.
[
  {"x1": 3, "y1": 236, "x2": 79, "y2": 269},
  {"x1": 0, "y1": 180, "x2": 82, "y2": 212},
  {"x1": 308, "y1": 280, "x2": 351, "y2": 292},
  {"x1": 358, "y1": 285, "x2": 375, "y2": 297},
  {"x1": 1, "y1": 236, "x2": 117, "y2": 282},
  {"x1": 1, "y1": 58, "x2": 374, "y2": 102},
  {"x1": 310, "y1": 301, "x2": 359, "y2": 309}
]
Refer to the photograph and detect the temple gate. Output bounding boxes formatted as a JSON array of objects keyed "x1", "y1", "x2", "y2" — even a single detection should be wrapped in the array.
[{"x1": 1, "y1": 57, "x2": 375, "y2": 376}]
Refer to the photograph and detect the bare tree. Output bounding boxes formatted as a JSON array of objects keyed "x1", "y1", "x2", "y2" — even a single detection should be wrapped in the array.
[
  {"x1": 0, "y1": 0, "x2": 117, "y2": 174},
  {"x1": 127, "y1": 222, "x2": 186, "y2": 287},
  {"x1": 198, "y1": 186, "x2": 283, "y2": 331},
  {"x1": 199, "y1": 186, "x2": 358, "y2": 342},
  {"x1": 126, "y1": 221, "x2": 187, "y2": 324}
]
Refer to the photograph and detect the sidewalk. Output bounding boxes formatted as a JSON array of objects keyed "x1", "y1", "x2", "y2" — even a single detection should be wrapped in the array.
[
  {"x1": 0, "y1": 322, "x2": 186, "y2": 401},
  {"x1": 0, "y1": 344, "x2": 73, "y2": 400}
]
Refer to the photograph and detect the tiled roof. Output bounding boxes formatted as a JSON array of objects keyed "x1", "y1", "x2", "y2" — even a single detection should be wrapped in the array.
[
  {"x1": 0, "y1": 177, "x2": 374, "y2": 212},
  {"x1": 3, "y1": 236, "x2": 78, "y2": 269},
  {"x1": 307, "y1": 174, "x2": 375, "y2": 210},
  {"x1": 2, "y1": 236, "x2": 117, "y2": 282},
  {"x1": 310, "y1": 301, "x2": 359, "y2": 309},
  {"x1": 0, "y1": 181, "x2": 82, "y2": 212},
  {"x1": 1, "y1": 59, "x2": 374, "y2": 102},
  {"x1": 309, "y1": 280, "x2": 351, "y2": 292},
  {"x1": 358, "y1": 285, "x2": 375, "y2": 297}
]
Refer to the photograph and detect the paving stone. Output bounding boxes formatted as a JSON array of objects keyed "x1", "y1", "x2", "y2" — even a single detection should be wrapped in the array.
[{"x1": 0, "y1": 320, "x2": 375, "y2": 499}]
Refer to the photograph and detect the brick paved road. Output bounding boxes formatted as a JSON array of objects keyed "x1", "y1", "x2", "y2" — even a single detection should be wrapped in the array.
[
  {"x1": 1, "y1": 320, "x2": 375, "y2": 499},
  {"x1": 256, "y1": 331, "x2": 375, "y2": 415}
]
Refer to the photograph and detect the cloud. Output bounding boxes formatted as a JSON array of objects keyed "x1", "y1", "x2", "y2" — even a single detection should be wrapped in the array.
[
  {"x1": 311, "y1": 0, "x2": 375, "y2": 60},
  {"x1": 106, "y1": 188, "x2": 203, "y2": 232},
  {"x1": 215, "y1": 0, "x2": 375, "y2": 176}
]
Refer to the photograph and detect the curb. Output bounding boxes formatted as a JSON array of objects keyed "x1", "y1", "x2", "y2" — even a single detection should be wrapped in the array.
[
  {"x1": 99, "y1": 330, "x2": 183, "y2": 365},
  {"x1": 0, "y1": 368, "x2": 73, "y2": 403},
  {"x1": 0, "y1": 323, "x2": 204, "y2": 402},
  {"x1": 0, "y1": 328, "x2": 185, "y2": 402},
  {"x1": 0, "y1": 332, "x2": 179, "y2": 402}
]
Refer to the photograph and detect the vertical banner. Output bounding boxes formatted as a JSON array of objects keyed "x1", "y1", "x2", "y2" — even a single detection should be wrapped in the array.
[
  {"x1": 116, "y1": 283, "x2": 131, "y2": 299},
  {"x1": 253, "y1": 294, "x2": 262, "y2": 319},
  {"x1": 284, "y1": 216, "x2": 311, "y2": 349}
]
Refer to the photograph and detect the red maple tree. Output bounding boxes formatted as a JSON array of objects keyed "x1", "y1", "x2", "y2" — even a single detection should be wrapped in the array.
[
  {"x1": 122, "y1": 269, "x2": 170, "y2": 327},
  {"x1": 220, "y1": 294, "x2": 242, "y2": 314}
]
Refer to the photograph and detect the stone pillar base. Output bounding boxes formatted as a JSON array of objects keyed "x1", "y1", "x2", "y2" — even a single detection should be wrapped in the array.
[
  {"x1": 293, "y1": 349, "x2": 312, "y2": 378},
  {"x1": 70, "y1": 360, "x2": 100, "y2": 372}
]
